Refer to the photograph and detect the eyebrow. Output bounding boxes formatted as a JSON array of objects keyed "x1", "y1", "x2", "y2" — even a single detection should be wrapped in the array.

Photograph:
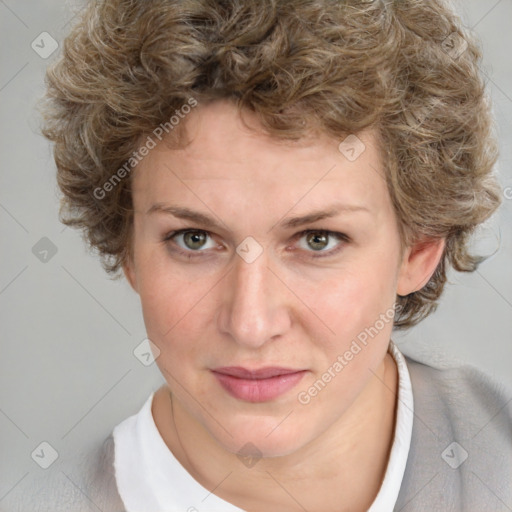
[{"x1": 146, "y1": 202, "x2": 370, "y2": 231}]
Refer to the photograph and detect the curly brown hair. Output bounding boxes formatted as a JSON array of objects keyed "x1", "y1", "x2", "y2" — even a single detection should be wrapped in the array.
[{"x1": 41, "y1": 0, "x2": 501, "y2": 328}]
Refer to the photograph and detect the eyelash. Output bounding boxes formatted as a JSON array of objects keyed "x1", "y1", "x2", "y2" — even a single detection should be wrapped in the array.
[{"x1": 162, "y1": 229, "x2": 349, "y2": 260}]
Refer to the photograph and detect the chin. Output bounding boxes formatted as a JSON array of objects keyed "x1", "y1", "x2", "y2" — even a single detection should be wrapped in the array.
[{"x1": 209, "y1": 413, "x2": 312, "y2": 459}]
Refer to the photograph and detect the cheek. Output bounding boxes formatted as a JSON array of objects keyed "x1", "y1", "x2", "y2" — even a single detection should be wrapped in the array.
[
  {"x1": 138, "y1": 276, "x2": 208, "y2": 383},
  {"x1": 138, "y1": 272, "x2": 206, "y2": 341},
  {"x1": 133, "y1": 240, "x2": 197, "y2": 331},
  {"x1": 309, "y1": 256, "x2": 398, "y2": 347},
  {"x1": 296, "y1": 264, "x2": 397, "y2": 417}
]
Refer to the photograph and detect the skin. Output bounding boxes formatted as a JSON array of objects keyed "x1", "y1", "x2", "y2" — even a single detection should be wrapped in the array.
[{"x1": 124, "y1": 99, "x2": 444, "y2": 512}]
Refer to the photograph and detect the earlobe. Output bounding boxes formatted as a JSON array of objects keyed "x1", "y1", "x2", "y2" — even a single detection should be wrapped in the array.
[{"x1": 397, "y1": 237, "x2": 445, "y2": 296}]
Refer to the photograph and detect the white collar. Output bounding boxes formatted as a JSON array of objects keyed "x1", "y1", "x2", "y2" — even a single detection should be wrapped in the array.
[
  {"x1": 114, "y1": 340, "x2": 413, "y2": 511},
  {"x1": 367, "y1": 340, "x2": 414, "y2": 511}
]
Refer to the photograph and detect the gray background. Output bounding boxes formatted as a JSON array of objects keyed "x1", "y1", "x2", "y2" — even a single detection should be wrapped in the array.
[{"x1": 1, "y1": 0, "x2": 511, "y2": 508}]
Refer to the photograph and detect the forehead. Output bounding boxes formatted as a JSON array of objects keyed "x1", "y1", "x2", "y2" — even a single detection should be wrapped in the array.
[{"x1": 132, "y1": 100, "x2": 390, "y2": 216}]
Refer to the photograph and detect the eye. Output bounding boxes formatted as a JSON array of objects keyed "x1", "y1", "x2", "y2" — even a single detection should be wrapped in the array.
[
  {"x1": 163, "y1": 228, "x2": 348, "y2": 260},
  {"x1": 164, "y1": 229, "x2": 217, "y2": 254},
  {"x1": 295, "y1": 230, "x2": 348, "y2": 258}
]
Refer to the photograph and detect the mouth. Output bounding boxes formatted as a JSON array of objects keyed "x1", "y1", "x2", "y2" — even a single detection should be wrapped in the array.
[{"x1": 211, "y1": 366, "x2": 307, "y2": 402}]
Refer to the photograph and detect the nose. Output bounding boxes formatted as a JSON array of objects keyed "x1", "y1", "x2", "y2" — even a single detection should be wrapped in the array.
[{"x1": 217, "y1": 251, "x2": 291, "y2": 349}]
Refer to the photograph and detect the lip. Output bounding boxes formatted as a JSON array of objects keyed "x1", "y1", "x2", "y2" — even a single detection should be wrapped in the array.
[{"x1": 211, "y1": 366, "x2": 307, "y2": 402}]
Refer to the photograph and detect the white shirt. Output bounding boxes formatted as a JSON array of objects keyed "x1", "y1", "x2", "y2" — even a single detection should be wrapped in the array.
[{"x1": 113, "y1": 340, "x2": 413, "y2": 512}]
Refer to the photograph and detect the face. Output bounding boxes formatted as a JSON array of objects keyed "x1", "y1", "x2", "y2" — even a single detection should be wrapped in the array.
[{"x1": 125, "y1": 100, "x2": 424, "y2": 457}]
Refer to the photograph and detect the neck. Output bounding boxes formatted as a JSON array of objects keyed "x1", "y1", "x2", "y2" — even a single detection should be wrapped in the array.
[{"x1": 153, "y1": 351, "x2": 398, "y2": 512}]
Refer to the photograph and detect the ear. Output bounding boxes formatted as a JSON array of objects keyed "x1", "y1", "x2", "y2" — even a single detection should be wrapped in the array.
[
  {"x1": 123, "y1": 256, "x2": 139, "y2": 294},
  {"x1": 397, "y1": 237, "x2": 445, "y2": 296}
]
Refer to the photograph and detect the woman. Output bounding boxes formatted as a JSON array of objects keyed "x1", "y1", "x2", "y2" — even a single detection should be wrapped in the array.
[{"x1": 41, "y1": 0, "x2": 512, "y2": 510}]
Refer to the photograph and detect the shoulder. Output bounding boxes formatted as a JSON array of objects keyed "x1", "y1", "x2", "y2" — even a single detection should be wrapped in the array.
[
  {"x1": 4, "y1": 434, "x2": 125, "y2": 512},
  {"x1": 405, "y1": 351, "x2": 512, "y2": 436},
  {"x1": 395, "y1": 349, "x2": 512, "y2": 511},
  {"x1": 86, "y1": 433, "x2": 126, "y2": 511}
]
